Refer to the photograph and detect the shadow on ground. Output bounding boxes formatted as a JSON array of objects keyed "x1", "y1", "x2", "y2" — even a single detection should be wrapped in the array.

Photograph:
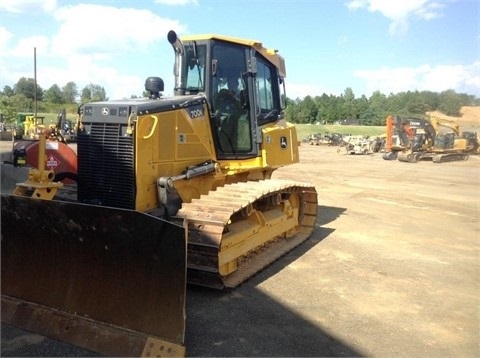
[{"x1": 185, "y1": 205, "x2": 359, "y2": 357}]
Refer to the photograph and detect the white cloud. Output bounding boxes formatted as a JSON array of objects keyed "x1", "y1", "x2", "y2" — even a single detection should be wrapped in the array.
[
  {"x1": 0, "y1": 34, "x2": 51, "y2": 88},
  {"x1": 346, "y1": 0, "x2": 444, "y2": 35},
  {"x1": 0, "y1": 27, "x2": 13, "y2": 52},
  {"x1": 11, "y1": 36, "x2": 50, "y2": 58},
  {"x1": 0, "y1": 0, "x2": 57, "y2": 13},
  {"x1": 0, "y1": 3, "x2": 188, "y2": 98},
  {"x1": 47, "y1": 4, "x2": 187, "y2": 98},
  {"x1": 51, "y1": 4, "x2": 185, "y2": 57},
  {"x1": 354, "y1": 62, "x2": 480, "y2": 96},
  {"x1": 44, "y1": 4, "x2": 186, "y2": 98},
  {"x1": 155, "y1": 0, "x2": 198, "y2": 5}
]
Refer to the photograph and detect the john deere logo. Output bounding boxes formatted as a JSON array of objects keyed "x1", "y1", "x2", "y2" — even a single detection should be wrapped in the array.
[{"x1": 280, "y1": 136, "x2": 287, "y2": 149}]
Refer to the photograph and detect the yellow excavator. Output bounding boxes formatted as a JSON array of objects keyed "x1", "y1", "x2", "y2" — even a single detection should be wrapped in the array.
[
  {"x1": 426, "y1": 115, "x2": 479, "y2": 161},
  {"x1": 383, "y1": 115, "x2": 478, "y2": 163},
  {"x1": 1, "y1": 30, "x2": 318, "y2": 356}
]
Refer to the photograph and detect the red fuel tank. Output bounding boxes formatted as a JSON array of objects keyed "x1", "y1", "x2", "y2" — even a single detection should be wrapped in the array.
[{"x1": 12, "y1": 139, "x2": 77, "y2": 183}]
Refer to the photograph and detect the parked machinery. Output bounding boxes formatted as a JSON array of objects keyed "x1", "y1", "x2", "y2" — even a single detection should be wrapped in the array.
[
  {"x1": 382, "y1": 115, "x2": 478, "y2": 163},
  {"x1": 340, "y1": 135, "x2": 381, "y2": 155},
  {"x1": 426, "y1": 115, "x2": 479, "y2": 162}
]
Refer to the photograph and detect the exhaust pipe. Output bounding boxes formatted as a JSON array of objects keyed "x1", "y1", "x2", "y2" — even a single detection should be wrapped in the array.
[{"x1": 168, "y1": 30, "x2": 185, "y2": 95}]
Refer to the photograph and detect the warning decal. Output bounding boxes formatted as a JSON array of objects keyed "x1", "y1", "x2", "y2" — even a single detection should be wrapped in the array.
[{"x1": 46, "y1": 155, "x2": 61, "y2": 170}]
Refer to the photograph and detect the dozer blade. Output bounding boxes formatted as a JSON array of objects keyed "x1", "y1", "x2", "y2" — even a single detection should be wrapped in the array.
[{"x1": 1, "y1": 195, "x2": 186, "y2": 357}]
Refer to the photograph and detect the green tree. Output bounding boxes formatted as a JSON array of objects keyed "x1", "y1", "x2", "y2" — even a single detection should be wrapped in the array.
[
  {"x1": 62, "y1": 81, "x2": 78, "y2": 103},
  {"x1": 341, "y1": 87, "x2": 357, "y2": 119},
  {"x1": 1, "y1": 85, "x2": 14, "y2": 97},
  {"x1": 0, "y1": 93, "x2": 32, "y2": 123},
  {"x1": 315, "y1": 94, "x2": 341, "y2": 124},
  {"x1": 286, "y1": 88, "x2": 478, "y2": 125},
  {"x1": 296, "y1": 95, "x2": 318, "y2": 123},
  {"x1": 0, "y1": 95, "x2": 17, "y2": 123},
  {"x1": 81, "y1": 86, "x2": 91, "y2": 103},
  {"x1": 438, "y1": 90, "x2": 462, "y2": 116},
  {"x1": 364, "y1": 91, "x2": 388, "y2": 125},
  {"x1": 458, "y1": 93, "x2": 479, "y2": 106},
  {"x1": 284, "y1": 98, "x2": 302, "y2": 122},
  {"x1": 81, "y1": 84, "x2": 107, "y2": 103},
  {"x1": 418, "y1": 91, "x2": 439, "y2": 111},
  {"x1": 14, "y1": 77, "x2": 43, "y2": 101},
  {"x1": 44, "y1": 84, "x2": 64, "y2": 104}
]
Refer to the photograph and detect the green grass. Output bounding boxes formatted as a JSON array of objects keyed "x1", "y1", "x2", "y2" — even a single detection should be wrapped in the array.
[{"x1": 293, "y1": 124, "x2": 385, "y2": 140}]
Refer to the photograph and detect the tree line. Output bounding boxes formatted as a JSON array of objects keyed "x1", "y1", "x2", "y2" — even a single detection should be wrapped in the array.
[
  {"x1": 1, "y1": 77, "x2": 478, "y2": 126},
  {"x1": 0, "y1": 77, "x2": 107, "y2": 122},
  {"x1": 284, "y1": 87, "x2": 479, "y2": 125}
]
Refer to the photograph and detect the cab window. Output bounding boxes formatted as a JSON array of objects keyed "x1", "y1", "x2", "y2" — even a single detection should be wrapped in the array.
[{"x1": 255, "y1": 56, "x2": 280, "y2": 125}]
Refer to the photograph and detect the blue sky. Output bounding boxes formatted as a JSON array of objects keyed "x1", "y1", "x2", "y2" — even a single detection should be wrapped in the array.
[{"x1": 0, "y1": 0, "x2": 479, "y2": 100}]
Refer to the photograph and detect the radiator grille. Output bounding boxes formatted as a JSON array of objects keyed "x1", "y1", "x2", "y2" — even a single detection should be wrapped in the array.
[{"x1": 77, "y1": 123, "x2": 135, "y2": 209}]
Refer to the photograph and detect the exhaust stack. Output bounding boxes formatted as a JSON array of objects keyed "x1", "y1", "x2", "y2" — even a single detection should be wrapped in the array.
[{"x1": 168, "y1": 30, "x2": 186, "y2": 95}]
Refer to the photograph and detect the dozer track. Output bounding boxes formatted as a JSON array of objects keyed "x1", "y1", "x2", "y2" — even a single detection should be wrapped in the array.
[{"x1": 176, "y1": 179, "x2": 318, "y2": 289}]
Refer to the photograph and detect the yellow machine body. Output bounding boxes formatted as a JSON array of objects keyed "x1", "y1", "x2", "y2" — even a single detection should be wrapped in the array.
[{"x1": 134, "y1": 107, "x2": 299, "y2": 211}]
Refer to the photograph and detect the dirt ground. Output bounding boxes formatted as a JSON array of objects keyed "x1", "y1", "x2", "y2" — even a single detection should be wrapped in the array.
[
  {"x1": 1, "y1": 142, "x2": 479, "y2": 357},
  {"x1": 428, "y1": 105, "x2": 480, "y2": 132}
]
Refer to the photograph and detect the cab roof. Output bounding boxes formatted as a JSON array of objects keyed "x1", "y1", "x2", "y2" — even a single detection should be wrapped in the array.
[{"x1": 179, "y1": 33, "x2": 286, "y2": 77}]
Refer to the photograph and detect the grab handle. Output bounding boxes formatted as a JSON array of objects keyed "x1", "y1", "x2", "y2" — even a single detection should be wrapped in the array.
[{"x1": 143, "y1": 115, "x2": 158, "y2": 139}]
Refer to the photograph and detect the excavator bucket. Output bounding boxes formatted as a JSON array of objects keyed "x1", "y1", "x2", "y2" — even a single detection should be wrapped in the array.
[{"x1": 1, "y1": 195, "x2": 186, "y2": 357}]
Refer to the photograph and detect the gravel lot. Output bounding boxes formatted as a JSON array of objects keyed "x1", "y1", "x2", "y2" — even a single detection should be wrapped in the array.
[{"x1": 1, "y1": 142, "x2": 479, "y2": 357}]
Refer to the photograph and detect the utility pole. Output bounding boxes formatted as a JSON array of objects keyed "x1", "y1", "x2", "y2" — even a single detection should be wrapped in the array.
[{"x1": 34, "y1": 47, "x2": 37, "y2": 122}]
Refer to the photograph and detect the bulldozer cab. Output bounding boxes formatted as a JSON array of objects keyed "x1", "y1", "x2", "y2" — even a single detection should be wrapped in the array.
[{"x1": 169, "y1": 31, "x2": 287, "y2": 159}]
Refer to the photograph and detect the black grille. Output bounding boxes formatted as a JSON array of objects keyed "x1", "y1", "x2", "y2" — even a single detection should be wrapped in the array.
[{"x1": 77, "y1": 123, "x2": 135, "y2": 209}]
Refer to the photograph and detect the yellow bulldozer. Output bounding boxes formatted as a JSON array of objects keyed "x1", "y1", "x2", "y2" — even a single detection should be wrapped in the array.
[{"x1": 1, "y1": 30, "x2": 318, "y2": 356}]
